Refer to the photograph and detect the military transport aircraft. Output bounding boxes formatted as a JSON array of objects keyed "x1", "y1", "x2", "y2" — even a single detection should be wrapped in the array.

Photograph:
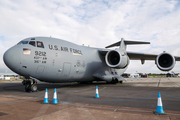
[{"x1": 3, "y1": 37, "x2": 180, "y2": 92}]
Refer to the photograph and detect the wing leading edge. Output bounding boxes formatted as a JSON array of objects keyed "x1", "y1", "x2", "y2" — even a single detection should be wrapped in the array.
[
  {"x1": 127, "y1": 52, "x2": 180, "y2": 61},
  {"x1": 127, "y1": 52, "x2": 157, "y2": 60}
]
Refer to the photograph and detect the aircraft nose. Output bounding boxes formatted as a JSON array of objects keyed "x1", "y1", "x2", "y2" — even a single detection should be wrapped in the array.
[{"x1": 3, "y1": 46, "x2": 20, "y2": 72}]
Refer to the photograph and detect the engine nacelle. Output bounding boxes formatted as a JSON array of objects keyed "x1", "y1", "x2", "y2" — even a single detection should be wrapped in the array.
[
  {"x1": 105, "y1": 50, "x2": 129, "y2": 69},
  {"x1": 156, "y1": 52, "x2": 175, "y2": 71}
]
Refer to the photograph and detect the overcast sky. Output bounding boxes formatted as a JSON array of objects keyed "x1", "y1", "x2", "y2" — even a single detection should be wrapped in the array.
[{"x1": 0, "y1": 0, "x2": 180, "y2": 74}]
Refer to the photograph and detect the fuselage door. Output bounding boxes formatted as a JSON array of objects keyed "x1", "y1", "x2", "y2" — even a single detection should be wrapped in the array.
[
  {"x1": 61, "y1": 63, "x2": 71, "y2": 77},
  {"x1": 20, "y1": 48, "x2": 33, "y2": 74}
]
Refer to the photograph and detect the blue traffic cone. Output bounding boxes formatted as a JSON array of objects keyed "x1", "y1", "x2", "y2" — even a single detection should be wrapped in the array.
[
  {"x1": 95, "y1": 86, "x2": 99, "y2": 98},
  {"x1": 52, "y1": 88, "x2": 58, "y2": 104},
  {"x1": 155, "y1": 92, "x2": 165, "y2": 114},
  {"x1": 43, "y1": 88, "x2": 49, "y2": 104},
  {"x1": 131, "y1": 79, "x2": 133, "y2": 81}
]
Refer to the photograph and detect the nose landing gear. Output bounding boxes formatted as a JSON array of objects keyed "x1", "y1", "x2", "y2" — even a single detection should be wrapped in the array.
[{"x1": 22, "y1": 78, "x2": 38, "y2": 92}]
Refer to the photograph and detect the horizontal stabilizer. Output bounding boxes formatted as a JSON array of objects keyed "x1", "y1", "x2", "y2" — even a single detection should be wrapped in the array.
[{"x1": 105, "y1": 40, "x2": 150, "y2": 48}]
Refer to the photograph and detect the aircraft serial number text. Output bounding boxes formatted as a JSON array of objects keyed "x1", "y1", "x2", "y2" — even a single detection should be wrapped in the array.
[{"x1": 35, "y1": 51, "x2": 46, "y2": 56}]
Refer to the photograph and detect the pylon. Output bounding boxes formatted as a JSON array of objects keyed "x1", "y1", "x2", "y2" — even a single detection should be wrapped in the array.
[
  {"x1": 95, "y1": 86, "x2": 99, "y2": 98},
  {"x1": 43, "y1": 88, "x2": 49, "y2": 104},
  {"x1": 154, "y1": 92, "x2": 166, "y2": 114},
  {"x1": 131, "y1": 79, "x2": 133, "y2": 81},
  {"x1": 52, "y1": 88, "x2": 58, "y2": 104}
]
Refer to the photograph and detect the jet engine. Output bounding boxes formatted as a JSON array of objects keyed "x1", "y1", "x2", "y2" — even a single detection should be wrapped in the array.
[
  {"x1": 156, "y1": 52, "x2": 175, "y2": 71},
  {"x1": 105, "y1": 50, "x2": 129, "y2": 69}
]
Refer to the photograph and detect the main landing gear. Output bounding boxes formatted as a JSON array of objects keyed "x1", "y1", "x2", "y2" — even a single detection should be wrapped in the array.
[
  {"x1": 106, "y1": 77, "x2": 123, "y2": 84},
  {"x1": 22, "y1": 78, "x2": 38, "y2": 92}
]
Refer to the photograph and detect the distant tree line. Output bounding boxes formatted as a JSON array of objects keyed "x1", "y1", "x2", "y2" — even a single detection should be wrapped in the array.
[{"x1": 122, "y1": 73, "x2": 178, "y2": 78}]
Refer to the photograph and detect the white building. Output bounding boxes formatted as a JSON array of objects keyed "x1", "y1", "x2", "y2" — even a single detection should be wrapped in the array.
[
  {"x1": 130, "y1": 73, "x2": 139, "y2": 78},
  {"x1": 0, "y1": 75, "x2": 4, "y2": 80},
  {"x1": 178, "y1": 74, "x2": 180, "y2": 77},
  {"x1": 0, "y1": 75, "x2": 11, "y2": 80},
  {"x1": 0, "y1": 73, "x2": 18, "y2": 80}
]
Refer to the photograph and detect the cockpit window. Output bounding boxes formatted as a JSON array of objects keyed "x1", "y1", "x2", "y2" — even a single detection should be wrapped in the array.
[
  {"x1": 17, "y1": 40, "x2": 44, "y2": 48},
  {"x1": 29, "y1": 41, "x2": 36, "y2": 47},
  {"x1": 37, "y1": 41, "x2": 44, "y2": 48},
  {"x1": 17, "y1": 41, "x2": 28, "y2": 45}
]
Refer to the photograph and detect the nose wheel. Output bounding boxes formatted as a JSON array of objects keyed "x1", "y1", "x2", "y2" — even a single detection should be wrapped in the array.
[{"x1": 22, "y1": 78, "x2": 38, "y2": 92}]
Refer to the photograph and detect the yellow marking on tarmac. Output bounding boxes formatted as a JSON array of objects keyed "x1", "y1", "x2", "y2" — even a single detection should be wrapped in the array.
[{"x1": 116, "y1": 83, "x2": 121, "y2": 85}]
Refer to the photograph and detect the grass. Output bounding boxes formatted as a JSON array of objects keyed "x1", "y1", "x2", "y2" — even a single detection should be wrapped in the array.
[{"x1": 0, "y1": 79, "x2": 23, "y2": 82}]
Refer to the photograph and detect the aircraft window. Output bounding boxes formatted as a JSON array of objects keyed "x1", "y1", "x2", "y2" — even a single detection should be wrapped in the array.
[
  {"x1": 37, "y1": 41, "x2": 44, "y2": 48},
  {"x1": 17, "y1": 41, "x2": 28, "y2": 45},
  {"x1": 23, "y1": 48, "x2": 31, "y2": 55},
  {"x1": 29, "y1": 41, "x2": 36, "y2": 47}
]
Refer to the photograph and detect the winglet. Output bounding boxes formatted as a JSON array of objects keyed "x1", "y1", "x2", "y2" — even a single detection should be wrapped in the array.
[{"x1": 105, "y1": 38, "x2": 150, "y2": 50}]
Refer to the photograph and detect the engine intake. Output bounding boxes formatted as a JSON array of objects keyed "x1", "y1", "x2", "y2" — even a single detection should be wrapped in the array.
[
  {"x1": 156, "y1": 52, "x2": 175, "y2": 71},
  {"x1": 105, "y1": 50, "x2": 129, "y2": 69}
]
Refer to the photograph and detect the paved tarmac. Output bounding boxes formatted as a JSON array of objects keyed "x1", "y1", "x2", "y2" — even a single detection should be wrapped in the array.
[{"x1": 0, "y1": 77, "x2": 180, "y2": 120}]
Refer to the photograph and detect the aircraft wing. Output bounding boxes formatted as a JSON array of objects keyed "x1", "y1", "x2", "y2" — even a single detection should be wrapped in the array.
[
  {"x1": 127, "y1": 52, "x2": 157, "y2": 60},
  {"x1": 99, "y1": 49, "x2": 180, "y2": 65},
  {"x1": 104, "y1": 38, "x2": 180, "y2": 61},
  {"x1": 105, "y1": 40, "x2": 150, "y2": 48},
  {"x1": 127, "y1": 52, "x2": 180, "y2": 61}
]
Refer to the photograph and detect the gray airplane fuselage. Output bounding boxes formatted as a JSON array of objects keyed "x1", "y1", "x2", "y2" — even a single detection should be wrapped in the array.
[{"x1": 4, "y1": 37, "x2": 127, "y2": 83}]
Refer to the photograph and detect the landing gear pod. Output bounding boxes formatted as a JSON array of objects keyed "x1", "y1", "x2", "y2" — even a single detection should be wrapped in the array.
[
  {"x1": 105, "y1": 50, "x2": 129, "y2": 69},
  {"x1": 156, "y1": 52, "x2": 175, "y2": 71}
]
